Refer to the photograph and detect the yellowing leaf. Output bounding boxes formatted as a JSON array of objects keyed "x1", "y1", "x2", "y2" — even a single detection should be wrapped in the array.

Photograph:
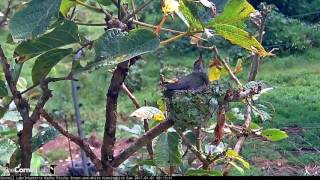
[
  {"x1": 157, "y1": 98, "x2": 167, "y2": 113},
  {"x1": 130, "y1": 106, "x2": 165, "y2": 121},
  {"x1": 162, "y1": 0, "x2": 180, "y2": 14},
  {"x1": 208, "y1": 0, "x2": 255, "y2": 28},
  {"x1": 226, "y1": 149, "x2": 250, "y2": 170},
  {"x1": 212, "y1": 24, "x2": 272, "y2": 57},
  {"x1": 209, "y1": 59, "x2": 222, "y2": 82},
  {"x1": 152, "y1": 113, "x2": 166, "y2": 122},
  {"x1": 234, "y1": 59, "x2": 243, "y2": 74}
]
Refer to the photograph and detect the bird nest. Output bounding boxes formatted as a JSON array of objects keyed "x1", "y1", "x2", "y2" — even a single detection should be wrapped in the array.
[{"x1": 164, "y1": 82, "x2": 226, "y2": 131}]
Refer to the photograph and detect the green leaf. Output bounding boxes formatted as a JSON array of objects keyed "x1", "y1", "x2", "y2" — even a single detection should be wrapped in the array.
[
  {"x1": 0, "y1": 138, "x2": 17, "y2": 165},
  {"x1": 79, "y1": 28, "x2": 159, "y2": 73},
  {"x1": 226, "y1": 149, "x2": 250, "y2": 169},
  {"x1": 60, "y1": 0, "x2": 86, "y2": 17},
  {"x1": 208, "y1": 0, "x2": 255, "y2": 28},
  {"x1": 210, "y1": 24, "x2": 271, "y2": 57},
  {"x1": 32, "y1": 126, "x2": 60, "y2": 152},
  {"x1": 31, "y1": 154, "x2": 45, "y2": 176},
  {"x1": 32, "y1": 48, "x2": 72, "y2": 84},
  {"x1": 15, "y1": 20, "x2": 80, "y2": 61},
  {"x1": 9, "y1": 0, "x2": 62, "y2": 41},
  {"x1": 178, "y1": 0, "x2": 204, "y2": 31},
  {"x1": 261, "y1": 128, "x2": 288, "y2": 142},
  {"x1": 249, "y1": 122, "x2": 261, "y2": 131},
  {"x1": 0, "y1": 80, "x2": 8, "y2": 97},
  {"x1": 229, "y1": 161, "x2": 244, "y2": 175},
  {"x1": 96, "y1": 0, "x2": 112, "y2": 6},
  {"x1": 186, "y1": 169, "x2": 222, "y2": 176},
  {"x1": 154, "y1": 131, "x2": 182, "y2": 168}
]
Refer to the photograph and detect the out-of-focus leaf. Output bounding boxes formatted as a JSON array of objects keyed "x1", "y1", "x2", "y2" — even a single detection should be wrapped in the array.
[
  {"x1": 0, "y1": 138, "x2": 17, "y2": 165},
  {"x1": 234, "y1": 59, "x2": 243, "y2": 74},
  {"x1": 9, "y1": 0, "x2": 62, "y2": 41},
  {"x1": 0, "y1": 80, "x2": 8, "y2": 97},
  {"x1": 162, "y1": 0, "x2": 180, "y2": 14},
  {"x1": 96, "y1": 0, "x2": 112, "y2": 6},
  {"x1": 249, "y1": 122, "x2": 262, "y2": 131},
  {"x1": 31, "y1": 48, "x2": 72, "y2": 84},
  {"x1": 261, "y1": 129, "x2": 288, "y2": 142},
  {"x1": 154, "y1": 131, "x2": 182, "y2": 167},
  {"x1": 157, "y1": 98, "x2": 166, "y2": 113},
  {"x1": 30, "y1": 154, "x2": 45, "y2": 176},
  {"x1": 14, "y1": 20, "x2": 80, "y2": 61},
  {"x1": 130, "y1": 106, "x2": 165, "y2": 122},
  {"x1": 229, "y1": 161, "x2": 244, "y2": 175}
]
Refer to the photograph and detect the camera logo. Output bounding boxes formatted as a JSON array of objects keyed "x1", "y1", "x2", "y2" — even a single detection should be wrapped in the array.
[{"x1": 49, "y1": 165, "x2": 57, "y2": 174}]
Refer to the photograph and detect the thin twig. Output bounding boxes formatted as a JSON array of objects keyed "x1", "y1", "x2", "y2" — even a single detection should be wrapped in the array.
[
  {"x1": 121, "y1": 83, "x2": 154, "y2": 159},
  {"x1": 122, "y1": 0, "x2": 154, "y2": 22},
  {"x1": 0, "y1": 0, "x2": 12, "y2": 26},
  {"x1": 121, "y1": 83, "x2": 140, "y2": 109},
  {"x1": 21, "y1": 74, "x2": 76, "y2": 95}
]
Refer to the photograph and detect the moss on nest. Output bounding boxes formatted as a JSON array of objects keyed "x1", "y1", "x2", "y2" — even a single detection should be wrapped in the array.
[{"x1": 164, "y1": 82, "x2": 227, "y2": 131}]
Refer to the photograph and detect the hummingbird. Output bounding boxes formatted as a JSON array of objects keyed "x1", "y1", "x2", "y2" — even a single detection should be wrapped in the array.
[{"x1": 164, "y1": 53, "x2": 209, "y2": 92}]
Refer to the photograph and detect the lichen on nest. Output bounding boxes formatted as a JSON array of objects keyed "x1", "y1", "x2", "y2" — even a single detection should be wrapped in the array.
[{"x1": 163, "y1": 82, "x2": 228, "y2": 131}]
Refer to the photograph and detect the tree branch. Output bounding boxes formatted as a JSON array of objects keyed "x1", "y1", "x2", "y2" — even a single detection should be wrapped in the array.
[
  {"x1": 111, "y1": 118, "x2": 174, "y2": 167},
  {"x1": 40, "y1": 110, "x2": 103, "y2": 172},
  {"x1": 0, "y1": 46, "x2": 33, "y2": 173}
]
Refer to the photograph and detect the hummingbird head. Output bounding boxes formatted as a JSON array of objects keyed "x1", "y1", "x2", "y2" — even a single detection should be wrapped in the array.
[{"x1": 193, "y1": 52, "x2": 206, "y2": 73}]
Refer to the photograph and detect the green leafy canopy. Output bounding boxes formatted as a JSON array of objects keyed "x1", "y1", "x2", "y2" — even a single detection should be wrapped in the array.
[
  {"x1": 9, "y1": 0, "x2": 62, "y2": 41},
  {"x1": 76, "y1": 28, "x2": 160, "y2": 73}
]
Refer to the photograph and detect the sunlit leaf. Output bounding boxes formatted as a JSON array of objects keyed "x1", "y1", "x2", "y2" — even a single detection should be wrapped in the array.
[
  {"x1": 208, "y1": 59, "x2": 221, "y2": 82},
  {"x1": 162, "y1": 0, "x2": 180, "y2": 14},
  {"x1": 130, "y1": 106, "x2": 165, "y2": 121},
  {"x1": 211, "y1": 24, "x2": 272, "y2": 57},
  {"x1": 178, "y1": 0, "x2": 204, "y2": 31},
  {"x1": 60, "y1": 0, "x2": 87, "y2": 17},
  {"x1": 157, "y1": 98, "x2": 166, "y2": 113},
  {"x1": 226, "y1": 149, "x2": 250, "y2": 169},
  {"x1": 208, "y1": 0, "x2": 255, "y2": 28},
  {"x1": 261, "y1": 129, "x2": 288, "y2": 142}
]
